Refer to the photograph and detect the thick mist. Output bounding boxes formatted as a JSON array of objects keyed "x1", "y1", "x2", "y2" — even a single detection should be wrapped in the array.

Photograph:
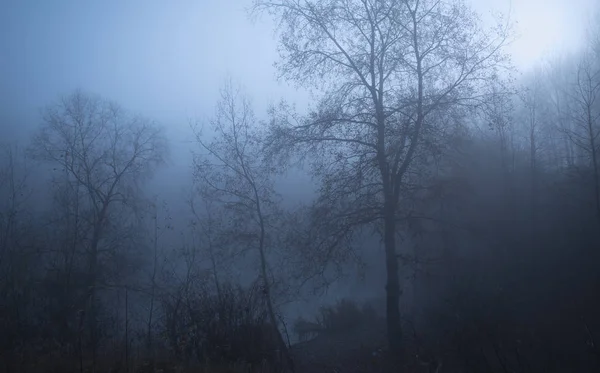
[{"x1": 1, "y1": 1, "x2": 600, "y2": 372}]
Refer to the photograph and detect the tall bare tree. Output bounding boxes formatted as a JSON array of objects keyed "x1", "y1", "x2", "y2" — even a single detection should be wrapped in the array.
[
  {"x1": 546, "y1": 55, "x2": 577, "y2": 169},
  {"x1": 565, "y1": 46, "x2": 600, "y2": 224},
  {"x1": 191, "y1": 80, "x2": 294, "y2": 371},
  {"x1": 29, "y1": 90, "x2": 168, "y2": 369},
  {"x1": 254, "y1": 0, "x2": 510, "y2": 353},
  {"x1": 518, "y1": 69, "x2": 548, "y2": 233},
  {"x1": 482, "y1": 79, "x2": 515, "y2": 194}
]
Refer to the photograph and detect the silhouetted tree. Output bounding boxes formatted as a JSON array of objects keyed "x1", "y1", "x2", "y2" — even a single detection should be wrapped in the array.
[
  {"x1": 254, "y1": 0, "x2": 511, "y2": 354},
  {"x1": 0, "y1": 144, "x2": 38, "y2": 371},
  {"x1": 29, "y1": 90, "x2": 168, "y2": 370},
  {"x1": 565, "y1": 45, "x2": 600, "y2": 223},
  {"x1": 191, "y1": 79, "x2": 294, "y2": 371}
]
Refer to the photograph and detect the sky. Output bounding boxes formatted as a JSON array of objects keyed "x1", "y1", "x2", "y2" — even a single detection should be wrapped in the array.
[
  {"x1": 473, "y1": 0, "x2": 595, "y2": 69},
  {"x1": 0, "y1": 0, "x2": 301, "y2": 141},
  {"x1": 0, "y1": 0, "x2": 597, "y2": 200}
]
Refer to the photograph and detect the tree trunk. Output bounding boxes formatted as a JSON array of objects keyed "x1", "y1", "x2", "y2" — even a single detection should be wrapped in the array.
[
  {"x1": 87, "y1": 202, "x2": 109, "y2": 373},
  {"x1": 147, "y1": 207, "x2": 159, "y2": 354},
  {"x1": 256, "y1": 200, "x2": 294, "y2": 372},
  {"x1": 530, "y1": 127, "x2": 537, "y2": 237},
  {"x1": 259, "y1": 253, "x2": 294, "y2": 372},
  {"x1": 89, "y1": 244, "x2": 98, "y2": 373},
  {"x1": 125, "y1": 287, "x2": 129, "y2": 373},
  {"x1": 591, "y1": 153, "x2": 600, "y2": 226},
  {"x1": 384, "y1": 199, "x2": 402, "y2": 356},
  {"x1": 587, "y1": 107, "x2": 600, "y2": 226}
]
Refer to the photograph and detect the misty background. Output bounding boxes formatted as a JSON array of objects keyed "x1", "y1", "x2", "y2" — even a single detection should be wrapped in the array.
[
  {"x1": 0, "y1": 0, "x2": 595, "y2": 295},
  {"x1": 1, "y1": 0, "x2": 600, "y2": 372}
]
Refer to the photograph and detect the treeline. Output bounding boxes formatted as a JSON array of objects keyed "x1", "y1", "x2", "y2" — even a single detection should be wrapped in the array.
[{"x1": 1, "y1": 0, "x2": 600, "y2": 372}]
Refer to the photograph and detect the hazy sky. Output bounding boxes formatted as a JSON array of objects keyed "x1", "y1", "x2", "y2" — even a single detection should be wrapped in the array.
[
  {"x1": 1, "y1": 0, "x2": 596, "y2": 138},
  {"x1": 1, "y1": 0, "x2": 300, "y2": 142},
  {"x1": 473, "y1": 0, "x2": 595, "y2": 68},
  {"x1": 0, "y1": 0, "x2": 597, "y2": 199}
]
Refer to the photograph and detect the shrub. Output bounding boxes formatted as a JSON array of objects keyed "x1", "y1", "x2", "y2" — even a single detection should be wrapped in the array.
[
  {"x1": 160, "y1": 281, "x2": 279, "y2": 370},
  {"x1": 292, "y1": 317, "x2": 322, "y2": 341},
  {"x1": 299, "y1": 298, "x2": 379, "y2": 336}
]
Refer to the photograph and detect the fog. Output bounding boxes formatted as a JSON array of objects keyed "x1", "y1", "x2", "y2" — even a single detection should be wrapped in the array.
[{"x1": 1, "y1": 0, "x2": 600, "y2": 372}]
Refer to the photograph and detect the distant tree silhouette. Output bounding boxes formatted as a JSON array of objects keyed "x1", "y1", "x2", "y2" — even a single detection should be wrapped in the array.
[{"x1": 28, "y1": 90, "x2": 168, "y2": 370}]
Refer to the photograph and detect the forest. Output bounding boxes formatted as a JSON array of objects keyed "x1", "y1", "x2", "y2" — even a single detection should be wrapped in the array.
[{"x1": 1, "y1": 0, "x2": 599, "y2": 372}]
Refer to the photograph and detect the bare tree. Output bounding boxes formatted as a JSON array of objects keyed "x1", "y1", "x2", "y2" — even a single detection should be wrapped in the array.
[
  {"x1": 482, "y1": 79, "x2": 516, "y2": 195},
  {"x1": 253, "y1": 0, "x2": 510, "y2": 354},
  {"x1": 546, "y1": 54, "x2": 578, "y2": 169},
  {"x1": 144, "y1": 197, "x2": 172, "y2": 356},
  {"x1": 0, "y1": 144, "x2": 37, "y2": 370},
  {"x1": 191, "y1": 80, "x2": 294, "y2": 371},
  {"x1": 518, "y1": 69, "x2": 547, "y2": 233},
  {"x1": 0, "y1": 144, "x2": 32, "y2": 271},
  {"x1": 564, "y1": 47, "x2": 600, "y2": 224},
  {"x1": 29, "y1": 90, "x2": 168, "y2": 369},
  {"x1": 189, "y1": 196, "x2": 227, "y2": 300}
]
